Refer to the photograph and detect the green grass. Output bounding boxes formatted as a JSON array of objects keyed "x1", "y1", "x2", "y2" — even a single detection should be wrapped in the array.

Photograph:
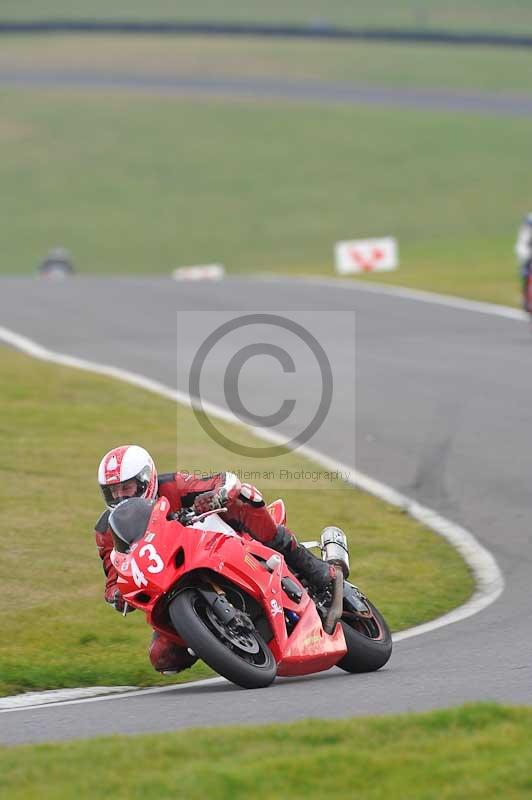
[
  {"x1": 2, "y1": 704, "x2": 532, "y2": 799},
  {"x1": 3, "y1": 35, "x2": 532, "y2": 93},
  {"x1": 0, "y1": 346, "x2": 473, "y2": 696},
  {"x1": 1, "y1": 0, "x2": 532, "y2": 35},
  {"x1": 1, "y1": 35, "x2": 532, "y2": 305},
  {"x1": 1, "y1": 78, "x2": 531, "y2": 305}
]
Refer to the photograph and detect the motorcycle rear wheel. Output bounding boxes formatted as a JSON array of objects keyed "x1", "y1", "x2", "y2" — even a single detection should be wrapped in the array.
[
  {"x1": 336, "y1": 600, "x2": 392, "y2": 673},
  {"x1": 169, "y1": 588, "x2": 277, "y2": 689}
]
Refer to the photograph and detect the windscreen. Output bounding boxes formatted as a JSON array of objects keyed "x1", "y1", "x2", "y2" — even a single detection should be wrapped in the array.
[{"x1": 109, "y1": 498, "x2": 154, "y2": 553}]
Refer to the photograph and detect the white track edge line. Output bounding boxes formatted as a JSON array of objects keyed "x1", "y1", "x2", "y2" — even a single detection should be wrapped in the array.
[
  {"x1": 0, "y1": 322, "x2": 504, "y2": 711},
  {"x1": 254, "y1": 274, "x2": 528, "y2": 321},
  {"x1": 0, "y1": 678, "x2": 227, "y2": 714}
]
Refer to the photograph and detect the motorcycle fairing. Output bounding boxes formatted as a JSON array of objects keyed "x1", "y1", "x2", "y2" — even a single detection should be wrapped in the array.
[{"x1": 111, "y1": 497, "x2": 347, "y2": 671}]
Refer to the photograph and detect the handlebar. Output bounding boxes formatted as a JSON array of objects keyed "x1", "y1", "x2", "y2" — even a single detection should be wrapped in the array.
[{"x1": 175, "y1": 507, "x2": 228, "y2": 526}]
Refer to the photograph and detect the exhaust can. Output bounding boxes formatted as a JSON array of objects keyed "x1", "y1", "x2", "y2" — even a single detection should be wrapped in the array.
[{"x1": 320, "y1": 526, "x2": 350, "y2": 578}]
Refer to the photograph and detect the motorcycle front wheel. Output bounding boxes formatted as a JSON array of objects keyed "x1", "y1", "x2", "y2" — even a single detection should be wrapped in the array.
[
  {"x1": 336, "y1": 600, "x2": 392, "y2": 673},
  {"x1": 169, "y1": 588, "x2": 277, "y2": 689}
]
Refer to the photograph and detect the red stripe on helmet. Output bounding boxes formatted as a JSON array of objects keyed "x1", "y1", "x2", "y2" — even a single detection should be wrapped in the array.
[
  {"x1": 145, "y1": 468, "x2": 157, "y2": 501},
  {"x1": 103, "y1": 446, "x2": 129, "y2": 484}
]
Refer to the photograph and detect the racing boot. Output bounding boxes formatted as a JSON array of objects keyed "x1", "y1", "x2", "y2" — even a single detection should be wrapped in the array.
[
  {"x1": 149, "y1": 631, "x2": 198, "y2": 675},
  {"x1": 269, "y1": 525, "x2": 331, "y2": 588},
  {"x1": 269, "y1": 525, "x2": 344, "y2": 634},
  {"x1": 323, "y1": 565, "x2": 344, "y2": 635},
  {"x1": 285, "y1": 544, "x2": 344, "y2": 634},
  {"x1": 284, "y1": 541, "x2": 336, "y2": 592}
]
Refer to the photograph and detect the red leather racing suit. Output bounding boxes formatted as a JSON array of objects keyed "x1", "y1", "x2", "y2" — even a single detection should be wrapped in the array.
[{"x1": 94, "y1": 471, "x2": 287, "y2": 673}]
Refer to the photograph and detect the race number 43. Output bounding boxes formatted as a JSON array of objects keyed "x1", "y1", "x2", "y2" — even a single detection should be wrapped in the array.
[{"x1": 131, "y1": 544, "x2": 164, "y2": 588}]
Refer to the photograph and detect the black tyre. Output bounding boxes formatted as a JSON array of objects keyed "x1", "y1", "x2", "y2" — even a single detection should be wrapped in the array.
[
  {"x1": 337, "y1": 600, "x2": 392, "y2": 673},
  {"x1": 169, "y1": 588, "x2": 277, "y2": 689}
]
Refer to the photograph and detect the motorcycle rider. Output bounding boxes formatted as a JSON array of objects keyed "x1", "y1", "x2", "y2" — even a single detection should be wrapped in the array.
[
  {"x1": 95, "y1": 444, "x2": 337, "y2": 675},
  {"x1": 515, "y1": 212, "x2": 532, "y2": 309},
  {"x1": 37, "y1": 246, "x2": 75, "y2": 278}
]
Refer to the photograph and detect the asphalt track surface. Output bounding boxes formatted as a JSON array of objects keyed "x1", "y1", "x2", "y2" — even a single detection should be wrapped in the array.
[
  {"x1": 2, "y1": 69, "x2": 532, "y2": 116},
  {"x1": 1, "y1": 275, "x2": 532, "y2": 745}
]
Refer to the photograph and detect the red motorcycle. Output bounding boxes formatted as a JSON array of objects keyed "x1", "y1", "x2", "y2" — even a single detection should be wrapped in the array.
[
  {"x1": 524, "y1": 268, "x2": 532, "y2": 316},
  {"x1": 109, "y1": 496, "x2": 392, "y2": 689}
]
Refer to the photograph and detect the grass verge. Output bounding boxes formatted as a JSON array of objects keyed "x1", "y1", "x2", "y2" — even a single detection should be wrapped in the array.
[
  {"x1": 2, "y1": 35, "x2": 532, "y2": 93},
  {"x1": 1, "y1": 1, "x2": 532, "y2": 35},
  {"x1": 1, "y1": 79, "x2": 531, "y2": 306},
  {"x1": 0, "y1": 346, "x2": 473, "y2": 695},
  {"x1": 1, "y1": 704, "x2": 532, "y2": 799}
]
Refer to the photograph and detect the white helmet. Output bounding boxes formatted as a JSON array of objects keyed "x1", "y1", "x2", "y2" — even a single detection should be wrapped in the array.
[{"x1": 98, "y1": 445, "x2": 158, "y2": 510}]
